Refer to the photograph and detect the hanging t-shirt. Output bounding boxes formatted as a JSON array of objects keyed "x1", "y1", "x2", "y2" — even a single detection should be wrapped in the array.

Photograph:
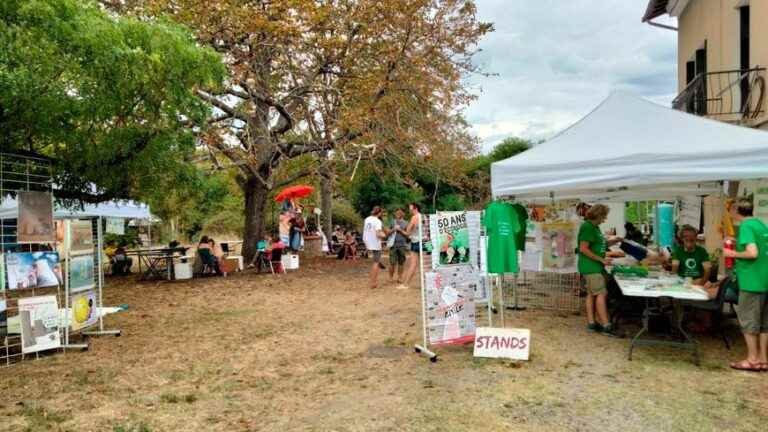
[
  {"x1": 483, "y1": 201, "x2": 521, "y2": 274},
  {"x1": 671, "y1": 245, "x2": 710, "y2": 279},
  {"x1": 735, "y1": 217, "x2": 768, "y2": 293},
  {"x1": 577, "y1": 221, "x2": 605, "y2": 275},
  {"x1": 511, "y1": 203, "x2": 529, "y2": 252}
]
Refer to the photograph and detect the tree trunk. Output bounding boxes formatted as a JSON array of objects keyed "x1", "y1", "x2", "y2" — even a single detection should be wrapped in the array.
[
  {"x1": 242, "y1": 175, "x2": 270, "y2": 263},
  {"x1": 320, "y1": 166, "x2": 333, "y2": 241}
]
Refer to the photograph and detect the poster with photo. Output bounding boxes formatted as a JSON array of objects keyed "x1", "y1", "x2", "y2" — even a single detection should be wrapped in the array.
[
  {"x1": 71, "y1": 291, "x2": 98, "y2": 331},
  {"x1": 105, "y1": 217, "x2": 125, "y2": 235},
  {"x1": 424, "y1": 270, "x2": 476, "y2": 346},
  {"x1": 69, "y1": 220, "x2": 94, "y2": 252},
  {"x1": 0, "y1": 299, "x2": 7, "y2": 338},
  {"x1": 18, "y1": 191, "x2": 55, "y2": 243},
  {"x1": 0, "y1": 253, "x2": 5, "y2": 292},
  {"x1": 538, "y1": 221, "x2": 577, "y2": 273},
  {"x1": 69, "y1": 254, "x2": 95, "y2": 293},
  {"x1": 5, "y1": 252, "x2": 62, "y2": 290},
  {"x1": 430, "y1": 211, "x2": 471, "y2": 267},
  {"x1": 19, "y1": 295, "x2": 61, "y2": 354}
]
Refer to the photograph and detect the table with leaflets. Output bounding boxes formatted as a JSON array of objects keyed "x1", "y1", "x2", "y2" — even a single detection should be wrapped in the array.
[{"x1": 614, "y1": 273, "x2": 709, "y2": 365}]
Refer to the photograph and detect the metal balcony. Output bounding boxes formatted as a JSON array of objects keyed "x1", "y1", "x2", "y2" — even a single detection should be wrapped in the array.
[{"x1": 672, "y1": 67, "x2": 766, "y2": 122}]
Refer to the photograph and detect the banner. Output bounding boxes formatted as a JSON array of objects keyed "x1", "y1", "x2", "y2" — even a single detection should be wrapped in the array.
[
  {"x1": 5, "y1": 252, "x2": 62, "y2": 290},
  {"x1": 19, "y1": 295, "x2": 61, "y2": 354},
  {"x1": 425, "y1": 270, "x2": 476, "y2": 346},
  {"x1": 71, "y1": 291, "x2": 98, "y2": 331},
  {"x1": 538, "y1": 221, "x2": 577, "y2": 273},
  {"x1": 106, "y1": 217, "x2": 125, "y2": 235},
  {"x1": 431, "y1": 211, "x2": 471, "y2": 267},
  {"x1": 473, "y1": 327, "x2": 531, "y2": 361},
  {"x1": 18, "y1": 191, "x2": 55, "y2": 243},
  {"x1": 69, "y1": 220, "x2": 94, "y2": 252},
  {"x1": 69, "y1": 254, "x2": 95, "y2": 293}
]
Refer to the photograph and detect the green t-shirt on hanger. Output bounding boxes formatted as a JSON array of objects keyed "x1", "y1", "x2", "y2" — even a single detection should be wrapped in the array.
[
  {"x1": 511, "y1": 203, "x2": 529, "y2": 252},
  {"x1": 483, "y1": 201, "x2": 521, "y2": 274}
]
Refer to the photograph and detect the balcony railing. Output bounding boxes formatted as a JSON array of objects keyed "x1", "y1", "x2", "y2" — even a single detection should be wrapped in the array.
[{"x1": 672, "y1": 67, "x2": 766, "y2": 121}]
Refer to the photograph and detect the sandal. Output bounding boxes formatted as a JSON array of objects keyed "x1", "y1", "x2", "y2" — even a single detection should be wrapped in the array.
[{"x1": 729, "y1": 360, "x2": 762, "y2": 372}]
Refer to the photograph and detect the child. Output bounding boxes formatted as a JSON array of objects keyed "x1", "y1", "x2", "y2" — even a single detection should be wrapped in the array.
[{"x1": 343, "y1": 231, "x2": 357, "y2": 260}]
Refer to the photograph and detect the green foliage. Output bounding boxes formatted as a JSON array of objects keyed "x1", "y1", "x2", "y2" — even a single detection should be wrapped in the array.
[
  {"x1": 436, "y1": 193, "x2": 467, "y2": 211},
  {"x1": 0, "y1": 0, "x2": 224, "y2": 202},
  {"x1": 332, "y1": 201, "x2": 363, "y2": 230},
  {"x1": 350, "y1": 166, "x2": 424, "y2": 216}
]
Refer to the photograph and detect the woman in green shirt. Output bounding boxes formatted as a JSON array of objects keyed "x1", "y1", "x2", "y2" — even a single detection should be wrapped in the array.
[
  {"x1": 724, "y1": 198, "x2": 768, "y2": 372},
  {"x1": 578, "y1": 204, "x2": 622, "y2": 336}
]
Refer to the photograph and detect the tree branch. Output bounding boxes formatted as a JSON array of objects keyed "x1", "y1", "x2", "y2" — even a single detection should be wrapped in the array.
[
  {"x1": 196, "y1": 89, "x2": 248, "y2": 121},
  {"x1": 274, "y1": 168, "x2": 314, "y2": 189}
]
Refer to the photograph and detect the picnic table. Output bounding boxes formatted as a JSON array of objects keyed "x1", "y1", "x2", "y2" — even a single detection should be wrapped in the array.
[
  {"x1": 126, "y1": 247, "x2": 189, "y2": 281},
  {"x1": 614, "y1": 274, "x2": 709, "y2": 365}
]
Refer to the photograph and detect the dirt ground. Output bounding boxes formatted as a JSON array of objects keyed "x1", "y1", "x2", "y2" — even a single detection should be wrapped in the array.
[{"x1": 1, "y1": 257, "x2": 767, "y2": 432}]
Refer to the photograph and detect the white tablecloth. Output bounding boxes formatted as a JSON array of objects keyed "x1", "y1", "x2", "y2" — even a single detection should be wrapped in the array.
[{"x1": 614, "y1": 275, "x2": 709, "y2": 301}]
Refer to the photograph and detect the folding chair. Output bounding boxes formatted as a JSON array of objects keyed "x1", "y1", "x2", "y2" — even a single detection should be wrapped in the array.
[
  {"x1": 688, "y1": 276, "x2": 735, "y2": 349},
  {"x1": 269, "y1": 248, "x2": 286, "y2": 274}
]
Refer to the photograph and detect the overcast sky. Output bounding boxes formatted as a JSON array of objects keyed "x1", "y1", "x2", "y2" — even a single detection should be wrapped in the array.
[{"x1": 467, "y1": 0, "x2": 679, "y2": 152}]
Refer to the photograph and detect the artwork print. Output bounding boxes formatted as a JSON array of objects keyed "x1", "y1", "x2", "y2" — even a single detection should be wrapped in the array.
[
  {"x1": 18, "y1": 191, "x2": 55, "y2": 243},
  {"x1": 69, "y1": 220, "x2": 94, "y2": 252},
  {"x1": 19, "y1": 295, "x2": 61, "y2": 354},
  {"x1": 105, "y1": 217, "x2": 125, "y2": 235},
  {"x1": 539, "y1": 221, "x2": 577, "y2": 273},
  {"x1": 69, "y1": 254, "x2": 95, "y2": 293},
  {"x1": 432, "y1": 212, "x2": 471, "y2": 266},
  {"x1": 5, "y1": 252, "x2": 63, "y2": 290},
  {"x1": 71, "y1": 291, "x2": 98, "y2": 331}
]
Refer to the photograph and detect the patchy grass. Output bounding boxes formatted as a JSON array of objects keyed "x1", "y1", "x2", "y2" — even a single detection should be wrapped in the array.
[{"x1": 0, "y1": 258, "x2": 766, "y2": 431}]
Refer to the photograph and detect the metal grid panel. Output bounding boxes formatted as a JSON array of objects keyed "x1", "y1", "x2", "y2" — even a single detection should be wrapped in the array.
[
  {"x1": 502, "y1": 271, "x2": 583, "y2": 313},
  {"x1": 0, "y1": 152, "x2": 64, "y2": 367}
]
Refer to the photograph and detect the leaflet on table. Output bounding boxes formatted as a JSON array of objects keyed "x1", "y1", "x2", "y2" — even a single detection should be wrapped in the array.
[{"x1": 424, "y1": 270, "x2": 476, "y2": 346}]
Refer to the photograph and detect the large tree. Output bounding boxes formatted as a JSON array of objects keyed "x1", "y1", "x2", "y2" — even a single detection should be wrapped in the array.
[
  {"x1": 0, "y1": 0, "x2": 223, "y2": 202},
  {"x1": 138, "y1": 0, "x2": 491, "y2": 261}
]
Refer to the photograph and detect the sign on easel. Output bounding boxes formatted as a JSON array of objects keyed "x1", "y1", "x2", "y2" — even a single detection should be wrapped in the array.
[{"x1": 473, "y1": 327, "x2": 531, "y2": 361}]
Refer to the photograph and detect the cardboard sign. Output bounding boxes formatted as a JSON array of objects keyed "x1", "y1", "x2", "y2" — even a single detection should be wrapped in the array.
[{"x1": 473, "y1": 327, "x2": 530, "y2": 361}]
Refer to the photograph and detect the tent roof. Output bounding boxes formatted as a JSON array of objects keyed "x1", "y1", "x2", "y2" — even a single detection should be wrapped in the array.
[
  {"x1": 0, "y1": 197, "x2": 152, "y2": 220},
  {"x1": 491, "y1": 92, "x2": 768, "y2": 201}
]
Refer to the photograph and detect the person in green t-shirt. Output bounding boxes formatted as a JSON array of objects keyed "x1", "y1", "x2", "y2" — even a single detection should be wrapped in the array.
[
  {"x1": 578, "y1": 204, "x2": 622, "y2": 336},
  {"x1": 671, "y1": 224, "x2": 711, "y2": 285},
  {"x1": 724, "y1": 198, "x2": 768, "y2": 372}
]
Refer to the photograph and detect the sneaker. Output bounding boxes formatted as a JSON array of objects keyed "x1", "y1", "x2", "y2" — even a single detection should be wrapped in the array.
[
  {"x1": 587, "y1": 322, "x2": 603, "y2": 333},
  {"x1": 600, "y1": 324, "x2": 620, "y2": 337}
]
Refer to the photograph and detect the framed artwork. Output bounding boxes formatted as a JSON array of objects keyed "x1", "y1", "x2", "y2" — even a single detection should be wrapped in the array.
[{"x1": 18, "y1": 191, "x2": 54, "y2": 243}]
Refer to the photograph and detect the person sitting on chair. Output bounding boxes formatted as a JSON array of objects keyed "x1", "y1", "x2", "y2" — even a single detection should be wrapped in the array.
[
  {"x1": 197, "y1": 236, "x2": 223, "y2": 276},
  {"x1": 343, "y1": 231, "x2": 358, "y2": 260}
]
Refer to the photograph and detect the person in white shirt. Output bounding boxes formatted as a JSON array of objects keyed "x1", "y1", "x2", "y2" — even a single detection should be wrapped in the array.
[{"x1": 363, "y1": 206, "x2": 388, "y2": 289}]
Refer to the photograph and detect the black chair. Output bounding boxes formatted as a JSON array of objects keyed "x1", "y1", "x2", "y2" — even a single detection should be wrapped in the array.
[{"x1": 688, "y1": 276, "x2": 734, "y2": 349}]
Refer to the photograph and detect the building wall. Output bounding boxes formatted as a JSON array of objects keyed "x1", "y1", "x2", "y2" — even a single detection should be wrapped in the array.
[{"x1": 677, "y1": 0, "x2": 768, "y2": 128}]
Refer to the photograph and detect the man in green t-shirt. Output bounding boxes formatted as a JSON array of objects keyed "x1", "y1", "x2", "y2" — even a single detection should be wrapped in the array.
[
  {"x1": 578, "y1": 204, "x2": 622, "y2": 336},
  {"x1": 671, "y1": 224, "x2": 711, "y2": 285},
  {"x1": 724, "y1": 198, "x2": 768, "y2": 372}
]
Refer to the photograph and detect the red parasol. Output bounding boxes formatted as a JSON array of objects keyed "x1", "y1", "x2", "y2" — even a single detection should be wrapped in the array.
[{"x1": 274, "y1": 185, "x2": 315, "y2": 202}]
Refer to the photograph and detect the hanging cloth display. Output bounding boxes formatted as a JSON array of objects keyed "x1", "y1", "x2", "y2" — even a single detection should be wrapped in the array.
[
  {"x1": 511, "y1": 203, "x2": 529, "y2": 251},
  {"x1": 483, "y1": 201, "x2": 521, "y2": 274}
]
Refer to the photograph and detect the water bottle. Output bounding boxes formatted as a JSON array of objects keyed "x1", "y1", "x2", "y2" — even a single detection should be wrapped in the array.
[{"x1": 724, "y1": 239, "x2": 735, "y2": 269}]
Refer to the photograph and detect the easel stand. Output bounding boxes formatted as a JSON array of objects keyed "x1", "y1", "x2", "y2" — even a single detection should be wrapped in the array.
[{"x1": 414, "y1": 215, "x2": 438, "y2": 362}]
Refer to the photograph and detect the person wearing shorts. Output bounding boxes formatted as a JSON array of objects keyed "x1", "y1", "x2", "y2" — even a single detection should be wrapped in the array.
[
  {"x1": 363, "y1": 206, "x2": 387, "y2": 289},
  {"x1": 578, "y1": 204, "x2": 622, "y2": 336},
  {"x1": 401, "y1": 203, "x2": 424, "y2": 288},
  {"x1": 388, "y1": 208, "x2": 409, "y2": 286},
  {"x1": 724, "y1": 198, "x2": 768, "y2": 372}
]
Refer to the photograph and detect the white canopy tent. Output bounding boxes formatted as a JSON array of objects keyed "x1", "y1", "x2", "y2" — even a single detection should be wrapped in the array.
[
  {"x1": 0, "y1": 198, "x2": 152, "y2": 220},
  {"x1": 491, "y1": 92, "x2": 768, "y2": 202}
]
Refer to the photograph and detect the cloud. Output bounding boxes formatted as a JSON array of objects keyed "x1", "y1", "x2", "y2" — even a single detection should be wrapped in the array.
[{"x1": 467, "y1": 0, "x2": 678, "y2": 152}]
